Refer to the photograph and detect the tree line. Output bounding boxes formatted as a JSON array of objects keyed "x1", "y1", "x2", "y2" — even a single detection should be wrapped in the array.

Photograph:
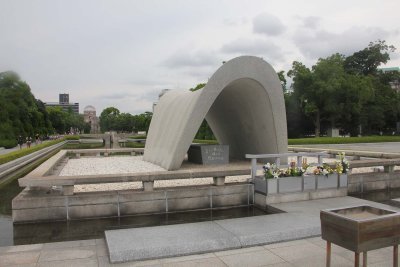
[
  {"x1": 0, "y1": 71, "x2": 89, "y2": 148},
  {"x1": 191, "y1": 40, "x2": 400, "y2": 139},
  {"x1": 99, "y1": 107, "x2": 152, "y2": 133},
  {"x1": 286, "y1": 40, "x2": 399, "y2": 137}
]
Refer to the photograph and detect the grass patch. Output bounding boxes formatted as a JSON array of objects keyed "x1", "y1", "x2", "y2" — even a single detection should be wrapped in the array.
[
  {"x1": 64, "y1": 143, "x2": 104, "y2": 149},
  {"x1": 193, "y1": 139, "x2": 219, "y2": 144},
  {"x1": 288, "y1": 135, "x2": 400, "y2": 145},
  {"x1": 0, "y1": 139, "x2": 66, "y2": 165},
  {"x1": 64, "y1": 135, "x2": 80, "y2": 140},
  {"x1": 124, "y1": 142, "x2": 145, "y2": 148},
  {"x1": 129, "y1": 135, "x2": 147, "y2": 139}
]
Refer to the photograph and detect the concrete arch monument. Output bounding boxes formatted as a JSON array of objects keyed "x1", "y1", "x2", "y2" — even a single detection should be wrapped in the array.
[{"x1": 144, "y1": 56, "x2": 287, "y2": 170}]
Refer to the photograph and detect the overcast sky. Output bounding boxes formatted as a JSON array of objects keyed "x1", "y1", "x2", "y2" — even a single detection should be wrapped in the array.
[{"x1": 1, "y1": 0, "x2": 399, "y2": 114}]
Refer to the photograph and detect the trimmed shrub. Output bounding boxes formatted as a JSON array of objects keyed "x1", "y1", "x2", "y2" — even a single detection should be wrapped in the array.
[
  {"x1": 0, "y1": 139, "x2": 18, "y2": 149},
  {"x1": 0, "y1": 139, "x2": 65, "y2": 165}
]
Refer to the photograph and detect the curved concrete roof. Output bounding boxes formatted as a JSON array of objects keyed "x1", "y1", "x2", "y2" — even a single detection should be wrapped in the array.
[{"x1": 143, "y1": 56, "x2": 288, "y2": 170}]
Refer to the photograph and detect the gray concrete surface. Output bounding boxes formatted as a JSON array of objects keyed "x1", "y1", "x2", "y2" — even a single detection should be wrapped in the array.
[
  {"x1": 105, "y1": 222, "x2": 241, "y2": 263},
  {"x1": 4, "y1": 236, "x2": 398, "y2": 266},
  {"x1": 105, "y1": 196, "x2": 400, "y2": 263},
  {"x1": 144, "y1": 56, "x2": 288, "y2": 170}
]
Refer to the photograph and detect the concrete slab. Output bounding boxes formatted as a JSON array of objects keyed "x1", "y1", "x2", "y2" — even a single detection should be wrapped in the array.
[
  {"x1": 105, "y1": 221, "x2": 241, "y2": 263},
  {"x1": 105, "y1": 196, "x2": 400, "y2": 263},
  {"x1": 393, "y1": 198, "x2": 400, "y2": 204},
  {"x1": 214, "y1": 213, "x2": 320, "y2": 247}
]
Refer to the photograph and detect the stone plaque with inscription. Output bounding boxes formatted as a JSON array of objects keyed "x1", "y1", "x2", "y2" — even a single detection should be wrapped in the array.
[{"x1": 188, "y1": 144, "x2": 229, "y2": 165}]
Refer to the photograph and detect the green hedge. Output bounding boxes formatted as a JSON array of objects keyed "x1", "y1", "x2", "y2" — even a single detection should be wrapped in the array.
[
  {"x1": 0, "y1": 139, "x2": 18, "y2": 149},
  {"x1": 0, "y1": 139, "x2": 65, "y2": 165},
  {"x1": 129, "y1": 135, "x2": 147, "y2": 139},
  {"x1": 124, "y1": 142, "x2": 145, "y2": 148},
  {"x1": 64, "y1": 143, "x2": 104, "y2": 149},
  {"x1": 64, "y1": 135, "x2": 80, "y2": 140},
  {"x1": 192, "y1": 136, "x2": 400, "y2": 146},
  {"x1": 288, "y1": 136, "x2": 400, "y2": 145}
]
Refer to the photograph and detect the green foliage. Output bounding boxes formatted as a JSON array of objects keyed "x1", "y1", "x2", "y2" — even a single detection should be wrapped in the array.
[
  {"x1": 277, "y1": 70, "x2": 287, "y2": 92},
  {"x1": 288, "y1": 40, "x2": 398, "y2": 137},
  {"x1": 0, "y1": 71, "x2": 52, "y2": 142},
  {"x1": 344, "y1": 40, "x2": 396, "y2": 76},
  {"x1": 189, "y1": 83, "x2": 206, "y2": 92},
  {"x1": 130, "y1": 135, "x2": 147, "y2": 139},
  {"x1": 0, "y1": 139, "x2": 65, "y2": 165},
  {"x1": 124, "y1": 142, "x2": 145, "y2": 148},
  {"x1": 99, "y1": 107, "x2": 152, "y2": 133},
  {"x1": 63, "y1": 135, "x2": 80, "y2": 140},
  {"x1": 288, "y1": 136, "x2": 400, "y2": 145},
  {"x1": 64, "y1": 143, "x2": 104, "y2": 149},
  {"x1": 46, "y1": 107, "x2": 89, "y2": 134},
  {"x1": 194, "y1": 120, "x2": 215, "y2": 140},
  {"x1": 0, "y1": 139, "x2": 18, "y2": 149}
]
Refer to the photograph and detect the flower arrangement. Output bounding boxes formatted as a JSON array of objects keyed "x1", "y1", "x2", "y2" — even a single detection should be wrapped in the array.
[
  {"x1": 263, "y1": 161, "x2": 307, "y2": 179},
  {"x1": 336, "y1": 152, "x2": 350, "y2": 174},
  {"x1": 262, "y1": 153, "x2": 350, "y2": 179},
  {"x1": 312, "y1": 163, "x2": 334, "y2": 176},
  {"x1": 262, "y1": 163, "x2": 281, "y2": 179}
]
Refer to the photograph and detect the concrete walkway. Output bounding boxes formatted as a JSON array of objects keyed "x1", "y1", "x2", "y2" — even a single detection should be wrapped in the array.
[{"x1": 1, "y1": 196, "x2": 399, "y2": 266}]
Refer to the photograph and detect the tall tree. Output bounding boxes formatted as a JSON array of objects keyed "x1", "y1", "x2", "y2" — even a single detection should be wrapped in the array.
[
  {"x1": 344, "y1": 40, "x2": 396, "y2": 76},
  {"x1": 99, "y1": 107, "x2": 120, "y2": 132}
]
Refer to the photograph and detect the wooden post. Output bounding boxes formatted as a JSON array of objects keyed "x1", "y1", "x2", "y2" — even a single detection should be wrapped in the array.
[
  {"x1": 326, "y1": 241, "x2": 331, "y2": 267},
  {"x1": 394, "y1": 245, "x2": 398, "y2": 267},
  {"x1": 355, "y1": 252, "x2": 360, "y2": 267}
]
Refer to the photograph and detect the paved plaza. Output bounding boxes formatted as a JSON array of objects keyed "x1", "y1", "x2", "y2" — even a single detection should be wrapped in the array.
[
  {"x1": 1, "y1": 235, "x2": 397, "y2": 267},
  {"x1": 2, "y1": 196, "x2": 399, "y2": 266},
  {"x1": 2, "y1": 142, "x2": 400, "y2": 266}
]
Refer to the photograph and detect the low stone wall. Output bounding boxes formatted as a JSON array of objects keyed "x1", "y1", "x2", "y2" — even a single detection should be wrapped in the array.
[
  {"x1": 12, "y1": 183, "x2": 253, "y2": 223},
  {"x1": 348, "y1": 171, "x2": 400, "y2": 193}
]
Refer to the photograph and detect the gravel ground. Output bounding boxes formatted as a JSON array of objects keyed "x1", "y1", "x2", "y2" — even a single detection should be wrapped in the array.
[
  {"x1": 59, "y1": 156, "x2": 166, "y2": 176},
  {"x1": 60, "y1": 155, "x2": 394, "y2": 193}
]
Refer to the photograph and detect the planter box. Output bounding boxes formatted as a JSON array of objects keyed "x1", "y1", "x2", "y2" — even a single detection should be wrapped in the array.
[
  {"x1": 303, "y1": 175, "x2": 316, "y2": 190},
  {"x1": 339, "y1": 173, "x2": 348, "y2": 187},
  {"x1": 254, "y1": 176, "x2": 302, "y2": 194},
  {"x1": 254, "y1": 174, "x2": 348, "y2": 195},
  {"x1": 321, "y1": 205, "x2": 400, "y2": 252},
  {"x1": 317, "y1": 174, "x2": 338, "y2": 189}
]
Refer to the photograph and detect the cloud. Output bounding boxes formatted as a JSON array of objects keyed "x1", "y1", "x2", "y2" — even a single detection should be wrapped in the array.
[
  {"x1": 220, "y1": 38, "x2": 285, "y2": 63},
  {"x1": 300, "y1": 16, "x2": 321, "y2": 29},
  {"x1": 163, "y1": 50, "x2": 219, "y2": 69},
  {"x1": 293, "y1": 26, "x2": 391, "y2": 60},
  {"x1": 253, "y1": 13, "x2": 286, "y2": 36}
]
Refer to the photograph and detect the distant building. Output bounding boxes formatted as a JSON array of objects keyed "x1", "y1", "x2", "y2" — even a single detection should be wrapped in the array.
[
  {"x1": 59, "y1": 93, "x2": 69, "y2": 104},
  {"x1": 379, "y1": 67, "x2": 400, "y2": 92},
  {"x1": 44, "y1": 93, "x2": 79, "y2": 113},
  {"x1": 83, "y1": 105, "x2": 100, "y2": 133}
]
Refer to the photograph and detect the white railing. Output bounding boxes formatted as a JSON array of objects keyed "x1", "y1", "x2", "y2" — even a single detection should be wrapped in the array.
[{"x1": 245, "y1": 152, "x2": 329, "y2": 179}]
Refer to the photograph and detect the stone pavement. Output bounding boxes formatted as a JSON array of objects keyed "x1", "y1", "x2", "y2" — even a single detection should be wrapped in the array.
[
  {"x1": 1, "y1": 236, "x2": 397, "y2": 267},
  {"x1": 2, "y1": 196, "x2": 399, "y2": 266}
]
